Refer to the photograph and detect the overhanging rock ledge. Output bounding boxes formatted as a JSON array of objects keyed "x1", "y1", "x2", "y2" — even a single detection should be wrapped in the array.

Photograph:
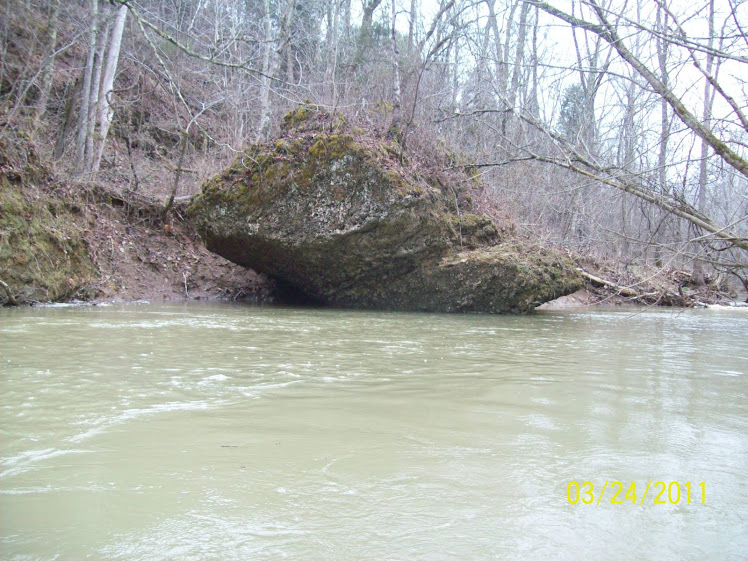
[{"x1": 188, "y1": 107, "x2": 582, "y2": 313}]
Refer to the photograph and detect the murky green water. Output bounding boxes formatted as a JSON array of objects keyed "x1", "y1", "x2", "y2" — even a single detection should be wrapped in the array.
[{"x1": 1, "y1": 303, "x2": 746, "y2": 560}]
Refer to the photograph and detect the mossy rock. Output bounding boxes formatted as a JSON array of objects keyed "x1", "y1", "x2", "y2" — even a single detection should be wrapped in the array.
[
  {"x1": 188, "y1": 106, "x2": 581, "y2": 313},
  {"x1": 280, "y1": 104, "x2": 348, "y2": 134},
  {"x1": 449, "y1": 213, "x2": 501, "y2": 248}
]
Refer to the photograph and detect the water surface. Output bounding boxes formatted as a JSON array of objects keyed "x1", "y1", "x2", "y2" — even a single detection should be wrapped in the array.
[{"x1": 1, "y1": 303, "x2": 747, "y2": 560}]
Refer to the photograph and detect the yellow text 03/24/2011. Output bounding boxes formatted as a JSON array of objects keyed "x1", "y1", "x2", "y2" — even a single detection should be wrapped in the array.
[{"x1": 567, "y1": 481, "x2": 706, "y2": 505}]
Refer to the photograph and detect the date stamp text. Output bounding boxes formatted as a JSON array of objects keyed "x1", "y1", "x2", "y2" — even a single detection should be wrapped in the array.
[{"x1": 567, "y1": 481, "x2": 706, "y2": 505}]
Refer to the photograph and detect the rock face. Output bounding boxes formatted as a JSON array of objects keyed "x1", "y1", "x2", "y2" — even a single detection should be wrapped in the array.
[{"x1": 188, "y1": 108, "x2": 582, "y2": 313}]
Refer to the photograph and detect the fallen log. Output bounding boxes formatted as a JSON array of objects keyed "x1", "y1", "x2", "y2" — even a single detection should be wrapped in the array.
[{"x1": 576, "y1": 268, "x2": 639, "y2": 297}]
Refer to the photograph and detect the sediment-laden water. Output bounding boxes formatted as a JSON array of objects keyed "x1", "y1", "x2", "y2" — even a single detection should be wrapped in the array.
[{"x1": 1, "y1": 303, "x2": 746, "y2": 560}]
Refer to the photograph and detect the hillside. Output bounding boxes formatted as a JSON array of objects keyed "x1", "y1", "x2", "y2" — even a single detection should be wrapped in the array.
[
  {"x1": 0, "y1": 128, "x2": 273, "y2": 305},
  {"x1": 0, "y1": 0, "x2": 742, "y2": 308}
]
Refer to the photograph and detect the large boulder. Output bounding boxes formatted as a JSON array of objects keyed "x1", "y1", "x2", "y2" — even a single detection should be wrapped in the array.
[{"x1": 188, "y1": 108, "x2": 582, "y2": 312}]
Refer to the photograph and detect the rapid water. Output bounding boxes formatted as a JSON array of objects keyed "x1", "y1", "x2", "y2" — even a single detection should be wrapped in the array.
[{"x1": 1, "y1": 303, "x2": 746, "y2": 560}]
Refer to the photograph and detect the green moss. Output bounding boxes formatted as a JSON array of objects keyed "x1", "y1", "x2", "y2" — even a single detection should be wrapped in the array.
[
  {"x1": 383, "y1": 144, "x2": 400, "y2": 159},
  {"x1": 274, "y1": 139, "x2": 290, "y2": 153},
  {"x1": 0, "y1": 180, "x2": 97, "y2": 304},
  {"x1": 387, "y1": 124, "x2": 403, "y2": 144},
  {"x1": 448, "y1": 213, "x2": 501, "y2": 248},
  {"x1": 282, "y1": 104, "x2": 316, "y2": 130},
  {"x1": 331, "y1": 112, "x2": 348, "y2": 133},
  {"x1": 381, "y1": 169, "x2": 408, "y2": 193},
  {"x1": 459, "y1": 213, "x2": 490, "y2": 229},
  {"x1": 308, "y1": 134, "x2": 357, "y2": 161},
  {"x1": 308, "y1": 138, "x2": 327, "y2": 160}
]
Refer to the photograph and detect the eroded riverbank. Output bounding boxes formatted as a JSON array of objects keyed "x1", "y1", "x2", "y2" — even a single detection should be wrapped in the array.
[{"x1": 2, "y1": 129, "x2": 741, "y2": 311}]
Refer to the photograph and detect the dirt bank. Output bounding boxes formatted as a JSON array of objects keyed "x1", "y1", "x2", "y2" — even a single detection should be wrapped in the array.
[{"x1": 0, "y1": 130, "x2": 274, "y2": 306}]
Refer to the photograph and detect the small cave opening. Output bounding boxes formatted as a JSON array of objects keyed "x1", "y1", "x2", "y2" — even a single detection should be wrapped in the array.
[{"x1": 272, "y1": 279, "x2": 325, "y2": 307}]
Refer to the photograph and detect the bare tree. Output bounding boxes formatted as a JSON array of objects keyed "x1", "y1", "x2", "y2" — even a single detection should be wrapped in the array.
[
  {"x1": 528, "y1": 0, "x2": 748, "y2": 180},
  {"x1": 92, "y1": 4, "x2": 128, "y2": 173},
  {"x1": 693, "y1": 0, "x2": 718, "y2": 283},
  {"x1": 5, "y1": 0, "x2": 744, "y2": 281},
  {"x1": 388, "y1": 0, "x2": 403, "y2": 137},
  {"x1": 355, "y1": 0, "x2": 385, "y2": 66},
  {"x1": 31, "y1": 0, "x2": 60, "y2": 133},
  {"x1": 75, "y1": 0, "x2": 98, "y2": 167}
]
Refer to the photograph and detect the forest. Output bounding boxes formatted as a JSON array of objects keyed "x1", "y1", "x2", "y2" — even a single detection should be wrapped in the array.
[
  {"x1": 1, "y1": 0, "x2": 747, "y2": 304},
  {"x1": 2, "y1": 5, "x2": 748, "y2": 556}
]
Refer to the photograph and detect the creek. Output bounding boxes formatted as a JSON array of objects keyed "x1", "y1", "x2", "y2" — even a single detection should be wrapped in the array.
[{"x1": 1, "y1": 303, "x2": 746, "y2": 560}]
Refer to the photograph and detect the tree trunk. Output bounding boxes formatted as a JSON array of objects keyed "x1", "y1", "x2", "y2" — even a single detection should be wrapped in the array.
[
  {"x1": 654, "y1": 3, "x2": 670, "y2": 269},
  {"x1": 528, "y1": 6, "x2": 540, "y2": 116},
  {"x1": 388, "y1": 0, "x2": 403, "y2": 139},
  {"x1": 255, "y1": 0, "x2": 274, "y2": 142},
  {"x1": 570, "y1": 8, "x2": 604, "y2": 152},
  {"x1": 326, "y1": 0, "x2": 340, "y2": 100},
  {"x1": 503, "y1": 0, "x2": 530, "y2": 132},
  {"x1": 163, "y1": 130, "x2": 188, "y2": 217},
  {"x1": 282, "y1": 0, "x2": 297, "y2": 87},
  {"x1": 75, "y1": 0, "x2": 98, "y2": 167},
  {"x1": 31, "y1": 0, "x2": 60, "y2": 133},
  {"x1": 53, "y1": 76, "x2": 82, "y2": 160},
  {"x1": 85, "y1": 22, "x2": 108, "y2": 172},
  {"x1": 92, "y1": 4, "x2": 128, "y2": 173},
  {"x1": 693, "y1": 0, "x2": 716, "y2": 285},
  {"x1": 355, "y1": 0, "x2": 384, "y2": 66},
  {"x1": 342, "y1": 0, "x2": 351, "y2": 41},
  {"x1": 619, "y1": 83, "x2": 637, "y2": 261},
  {"x1": 407, "y1": 0, "x2": 417, "y2": 54},
  {"x1": 486, "y1": 0, "x2": 510, "y2": 111}
]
